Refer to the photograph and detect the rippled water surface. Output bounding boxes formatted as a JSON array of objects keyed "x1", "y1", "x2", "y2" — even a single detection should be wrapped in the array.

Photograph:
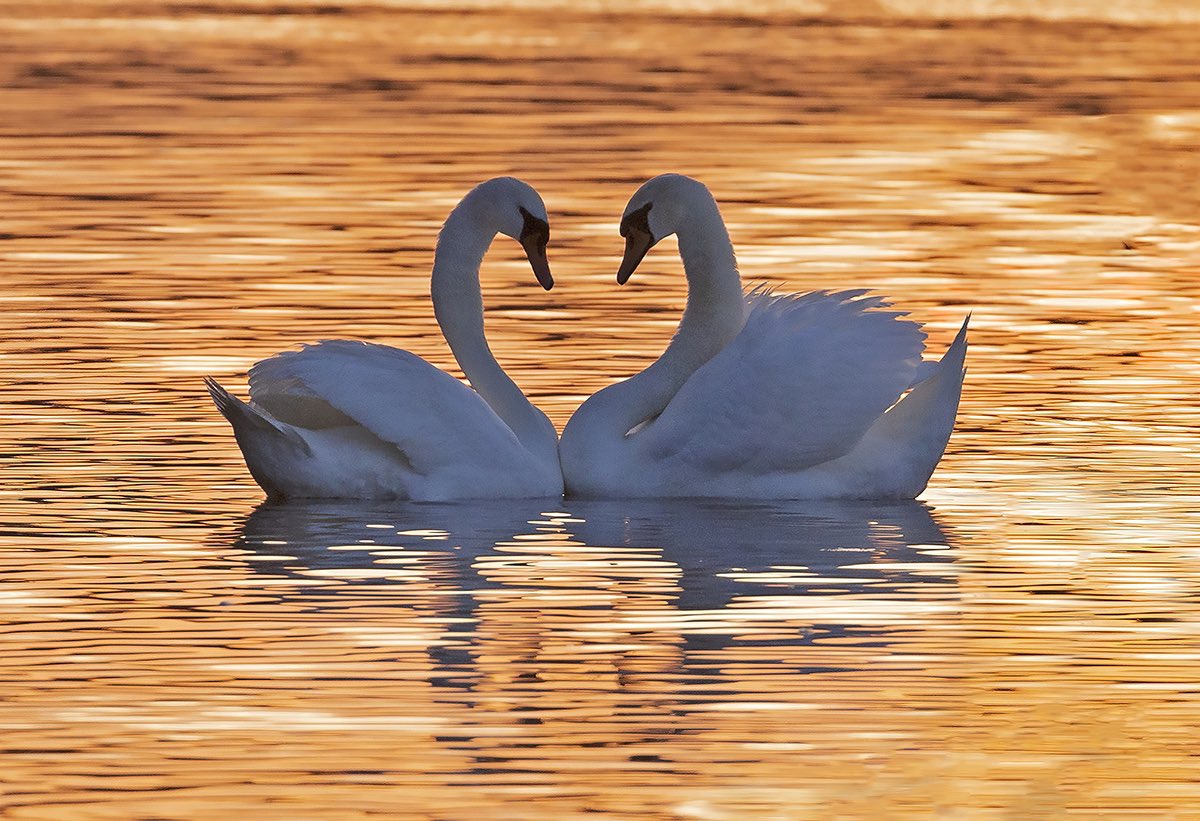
[{"x1": 2, "y1": 1, "x2": 1199, "y2": 817}]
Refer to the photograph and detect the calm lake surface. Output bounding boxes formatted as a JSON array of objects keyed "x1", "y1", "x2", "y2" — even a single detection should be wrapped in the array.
[{"x1": 2, "y1": 1, "x2": 1199, "y2": 817}]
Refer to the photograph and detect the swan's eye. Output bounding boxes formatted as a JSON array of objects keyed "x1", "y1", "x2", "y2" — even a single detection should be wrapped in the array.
[
  {"x1": 620, "y1": 201, "x2": 653, "y2": 240},
  {"x1": 518, "y1": 206, "x2": 549, "y2": 248}
]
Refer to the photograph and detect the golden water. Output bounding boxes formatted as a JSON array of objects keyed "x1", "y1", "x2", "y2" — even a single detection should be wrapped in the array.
[{"x1": 2, "y1": 2, "x2": 1199, "y2": 817}]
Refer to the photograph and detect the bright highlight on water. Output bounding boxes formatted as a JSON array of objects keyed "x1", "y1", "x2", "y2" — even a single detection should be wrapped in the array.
[{"x1": 2, "y1": 1, "x2": 1198, "y2": 818}]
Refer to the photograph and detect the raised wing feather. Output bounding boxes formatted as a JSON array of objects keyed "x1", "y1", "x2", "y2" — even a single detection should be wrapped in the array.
[
  {"x1": 634, "y1": 289, "x2": 927, "y2": 474},
  {"x1": 248, "y1": 340, "x2": 528, "y2": 476}
]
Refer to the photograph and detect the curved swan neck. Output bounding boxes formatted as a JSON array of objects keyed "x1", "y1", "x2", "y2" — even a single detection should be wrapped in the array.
[
  {"x1": 430, "y1": 199, "x2": 548, "y2": 450},
  {"x1": 672, "y1": 192, "x2": 747, "y2": 365},
  {"x1": 565, "y1": 189, "x2": 747, "y2": 452},
  {"x1": 630, "y1": 193, "x2": 747, "y2": 415}
]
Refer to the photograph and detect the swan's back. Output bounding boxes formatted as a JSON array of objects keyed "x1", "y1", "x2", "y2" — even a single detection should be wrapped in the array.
[
  {"x1": 633, "y1": 289, "x2": 927, "y2": 477},
  {"x1": 206, "y1": 341, "x2": 562, "y2": 500},
  {"x1": 250, "y1": 341, "x2": 539, "y2": 476}
]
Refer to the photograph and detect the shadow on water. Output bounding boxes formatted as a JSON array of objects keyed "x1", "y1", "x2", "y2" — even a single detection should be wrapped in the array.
[
  {"x1": 234, "y1": 497, "x2": 958, "y2": 615},
  {"x1": 230, "y1": 497, "x2": 961, "y2": 714},
  {"x1": 564, "y1": 498, "x2": 955, "y2": 606}
]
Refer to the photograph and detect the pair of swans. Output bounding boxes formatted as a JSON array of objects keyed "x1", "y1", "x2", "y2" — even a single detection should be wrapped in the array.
[{"x1": 207, "y1": 175, "x2": 968, "y2": 502}]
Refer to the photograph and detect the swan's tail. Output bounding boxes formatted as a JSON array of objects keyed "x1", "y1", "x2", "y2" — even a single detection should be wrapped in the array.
[
  {"x1": 205, "y1": 376, "x2": 240, "y2": 421},
  {"x1": 847, "y1": 315, "x2": 969, "y2": 497},
  {"x1": 205, "y1": 377, "x2": 314, "y2": 501},
  {"x1": 204, "y1": 377, "x2": 311, "y2": 453}
]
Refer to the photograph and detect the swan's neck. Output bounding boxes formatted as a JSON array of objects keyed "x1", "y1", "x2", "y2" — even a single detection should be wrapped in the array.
[
  {"x1": 431, "y1": 204, "x2": 550, "y2": 452},
  {"x1": 568, "y1": 198, "x2": 746, "y2": 449},
  {"x1": 672, "y1": 196, "x2": 747, "y2": 370}
]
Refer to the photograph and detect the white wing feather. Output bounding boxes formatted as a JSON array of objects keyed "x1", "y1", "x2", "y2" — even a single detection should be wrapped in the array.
[
  {"x1": 633, "y1": 289, "x2": 927, "y2": 474},
  {"x1": 247, "y1": 340, "x2": 529, "y2": 476}
]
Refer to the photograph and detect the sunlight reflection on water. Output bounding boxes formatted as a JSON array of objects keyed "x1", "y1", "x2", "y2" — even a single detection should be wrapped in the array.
[{"x1": 1, "y1": 0, "x2": 1199, "y2": 817}]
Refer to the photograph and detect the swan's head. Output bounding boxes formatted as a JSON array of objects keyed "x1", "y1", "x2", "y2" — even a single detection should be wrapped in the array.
[
  {"x1": 616, "y1": 174, "x2": 713, "y2": 284},
  {"x1": 471, "y1": 176, "x2": 553, "y2": 290}
]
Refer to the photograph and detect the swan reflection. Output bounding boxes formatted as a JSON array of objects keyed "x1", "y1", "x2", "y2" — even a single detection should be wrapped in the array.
[
  {"x1": 228, "y1": 500, "x2": 961, "y2": 767},
  {"x1": 234, "y1": 498, "x2": 957, "y2": 619}
]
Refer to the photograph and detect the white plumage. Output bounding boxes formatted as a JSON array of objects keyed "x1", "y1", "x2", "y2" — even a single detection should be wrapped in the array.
[
  {"x1": 206, "y1": 178, "x2": 562, "y2": 501},
  {"x1": 560, "y1": 174, "x2": 967, "y2": 499}
]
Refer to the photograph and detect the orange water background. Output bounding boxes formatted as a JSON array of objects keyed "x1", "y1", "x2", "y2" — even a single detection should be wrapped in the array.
[{"x1": 1, "y1": 1, "x2": 1199, "y2": 818}]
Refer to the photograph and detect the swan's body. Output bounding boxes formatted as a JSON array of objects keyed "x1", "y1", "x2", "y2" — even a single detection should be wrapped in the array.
[
  {"x1": 207, "y1": 177, "x2": 562, "y2": 501},
  {"x1": 560, "y1": 174, "x2": 967, "y2": 500}
]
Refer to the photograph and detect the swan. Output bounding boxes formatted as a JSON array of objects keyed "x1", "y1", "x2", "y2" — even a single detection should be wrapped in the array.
[
  {"x1": 559, "y1": 174, "x2": 968, "y2": 500},
  {"x1": 205, "y1": 177, "x2": 563, "y2": 501}
]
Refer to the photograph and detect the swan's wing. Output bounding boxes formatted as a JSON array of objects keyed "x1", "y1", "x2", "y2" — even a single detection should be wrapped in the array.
[
  {"x1": 634, "y1": 289, "x2": 928, "y2": 474},
  {"x1": 248, "y1": 340, "x2": 528, "y2": 475}
]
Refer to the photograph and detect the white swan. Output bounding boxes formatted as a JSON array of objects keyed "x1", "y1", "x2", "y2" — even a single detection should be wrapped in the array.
[
  {"x1": 560, "y1": 174, "x2": 968, "y2": 500},
  {"x1": 206, "y1": 177, "x2": 563, "y2": 501}
]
